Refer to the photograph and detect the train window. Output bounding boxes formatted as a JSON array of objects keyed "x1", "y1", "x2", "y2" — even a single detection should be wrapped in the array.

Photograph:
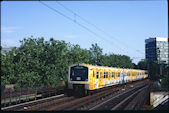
[
  {"x1": 106, "y1": 72, "x2": 108, "y2": 78},
  {"x1": 110, "y1": 72, "x2": 112, "y2": 77},
  {"x1": 112, "y1": 72, "x2": 114, "y2": 77},
  {"x1": 96, "y1": 75, "x2": 99, "y2": 79},
  {"x1": 118, "y1": 72, "x2": 120, "y2": 77},
  {"x1": 96, "y1": 72, "x2": 99, "y2": 79},
  {"x1": 104, "y1": 72, "x2": 105, "y2": 78},
  {"x1": 70, "y1": 66, "x2": 88, "y2": 81},
  {"x1": 72, "y1": 70, "x2": 74, "y2": 76}
]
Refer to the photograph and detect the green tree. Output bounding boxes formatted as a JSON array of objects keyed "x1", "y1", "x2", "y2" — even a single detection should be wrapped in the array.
[
  {"x1": 137, "y1": 59, "x2": 148, "y2": 70},
  {"x1": 89, "y1": 43, "x2": 103, "y2": 65},
  {"x1": 161, "y1": 65, "x2": 169, "y2": 90},
  {"x1": 1, "y1": 37, "x2": 141, "y2": 90},
  {"x1": 101, "y1": 53, "x2": 134, "y2": 68}
]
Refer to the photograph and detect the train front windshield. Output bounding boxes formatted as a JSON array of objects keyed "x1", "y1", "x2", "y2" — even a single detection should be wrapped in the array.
[{"x1": 70, "y1": 66, "x2": 88, "y2": 81}]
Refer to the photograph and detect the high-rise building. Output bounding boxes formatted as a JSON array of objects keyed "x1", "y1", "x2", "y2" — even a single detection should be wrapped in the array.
[{"x1": 145, "y1": 37, "x2": 168, "y2": 64}]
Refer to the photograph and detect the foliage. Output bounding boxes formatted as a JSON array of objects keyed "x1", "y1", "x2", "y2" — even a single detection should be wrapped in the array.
[
  {"x1": 89, "y1": 43, "x2": 103, "y2": 65},
  {"x1": 101, "y1": 54, "x2": 134, "y2": 68},
  {"x1": 137, "y1": 59, "x2": 148, "y2": 70},
  {"x1": 161, "y1": 65, "x2": 169, "y2": 90},
  {"x1": 1, "y1": 37, "x2": 135, "y2": 89},
  {"x1": 137, "y1": 59, "x2": 169, "y2": 90}
]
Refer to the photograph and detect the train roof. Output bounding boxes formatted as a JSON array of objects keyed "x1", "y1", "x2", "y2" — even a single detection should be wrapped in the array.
[{"x1": 69, "y1": 63, "x2": 146, "y2": 72}]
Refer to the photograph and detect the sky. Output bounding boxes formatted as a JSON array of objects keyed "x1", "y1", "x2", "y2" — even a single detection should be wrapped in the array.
[{"x1": 1, "y1": 0, "x2": 168, "y2": 64}]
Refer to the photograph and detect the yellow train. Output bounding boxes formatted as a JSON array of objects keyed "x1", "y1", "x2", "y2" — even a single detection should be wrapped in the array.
[{"x1": 67, "y1": 64, "x2": 148, "y2": 96}]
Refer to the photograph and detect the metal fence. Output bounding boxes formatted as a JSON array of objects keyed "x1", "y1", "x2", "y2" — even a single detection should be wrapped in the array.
[{"x1": 1, "y1": 85, "x2": 65, "y2": 107}]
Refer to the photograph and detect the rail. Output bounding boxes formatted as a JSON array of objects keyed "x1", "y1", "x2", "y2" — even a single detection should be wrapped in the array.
[{"x1": 1, "y1": 86, "x2": 65, "y2": 107}]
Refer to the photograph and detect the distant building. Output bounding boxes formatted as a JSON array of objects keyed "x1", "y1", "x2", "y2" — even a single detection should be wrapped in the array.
[
  {"x1": 1, "y1": 46, "x2": 15, "y2": 55},
  {"x1": 145, "y1": 37, "x2": 168, "y2": 64}
]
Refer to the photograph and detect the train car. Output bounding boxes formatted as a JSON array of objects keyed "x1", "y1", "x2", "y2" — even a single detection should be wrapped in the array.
[{"x1": 67, "y1": 64, "x2": 148, "y2": 96}]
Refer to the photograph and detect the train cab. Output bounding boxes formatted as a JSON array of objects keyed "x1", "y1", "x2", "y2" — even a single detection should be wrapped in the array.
[{"x1": 68, "y1": 64, "x2": 89, "y2": 96}]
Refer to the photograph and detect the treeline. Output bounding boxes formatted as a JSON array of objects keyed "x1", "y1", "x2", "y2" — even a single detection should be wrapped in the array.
[
  {"x1": 1, "y1": 37, "x2": 135, "y2": 89},
  {"x1": 136, "y1": 59, "x2": 168, "y2": 90}
]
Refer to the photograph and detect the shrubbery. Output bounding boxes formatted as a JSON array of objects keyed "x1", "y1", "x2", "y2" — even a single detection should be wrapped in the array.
[{"x1": 1, "y1": 37, "x2": 135, "y2": 89}]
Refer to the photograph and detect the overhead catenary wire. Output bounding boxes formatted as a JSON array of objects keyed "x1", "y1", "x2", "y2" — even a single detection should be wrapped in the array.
[
  {"x1": 56, "y1": 1, "x2": 129, "y2": 47},
  {"x1": 56, "y1": 1, "x2": 129, "y2": 54},
  {"x1": 39, "y1": 1, "x2": 127, "y2": 54},
  {"x1": 56, "y1": 1, "x2": 145, "y2": 56}
]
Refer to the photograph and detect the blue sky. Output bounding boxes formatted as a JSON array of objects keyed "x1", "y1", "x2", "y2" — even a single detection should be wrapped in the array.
[{"x1": 1, "y1": 0, "x2": 168, "y2": 64}]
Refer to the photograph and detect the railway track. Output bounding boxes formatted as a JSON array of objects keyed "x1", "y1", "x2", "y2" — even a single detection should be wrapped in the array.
[
  {"x1": 1, "y1": 86, "x2": 64, "y2": 107},
  {"x1": 26, "y1": 96, "x2": 76, "y2": 111},
  {"x1": 1, "y1": 94, "x2": 65, "y2": 111},
  {"x1": 2, "y1": 79, "x2": 150, "y2": 111},
  {"x1": 78, "y1": 79, "x2": 150, "y2": 110},
  {"x1": 90, "y1": 83, "x2": 150, "y2": 110},
  {"x1": 32, "y1": 79, "x2": 149, "y2": 111}
]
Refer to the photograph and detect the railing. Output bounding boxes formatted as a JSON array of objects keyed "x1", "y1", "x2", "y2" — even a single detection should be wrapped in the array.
[{"x1": 1, "y1": 86, "x2": 65, "y2": 107}]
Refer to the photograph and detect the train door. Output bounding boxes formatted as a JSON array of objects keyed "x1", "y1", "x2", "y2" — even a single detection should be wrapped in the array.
[
  {"x1": 89, "y1": 68, "x2": 95, "y2": 90},
  {"x1": 129, "y1": 71, "x2": 132, "y2": 82},
  {"x1": 122, "y1": 71, "x2": 125, "y2": 84},
  {"x1": 112, "y1": 70, "x2": 115, "y2": 85},
  {"x1": 118, "y1": 70, "x2": 121, "y2": 84},
  {"x1": 122, "y1": 70, "x2": 125, "y2": 84},
  {"x1": 119, "y1": 70, "x2": 122, "y2": 84},
  {"x1": 138, "y1": 72, "x2": 141, "y2": 80},
  {"x1": 93, "y1": 70, "x2": 96, "y2": 89},
  {"x1": 114, "y1": 69, "x2": 118, "y2": 84},
  {"x1": 120, "y1": 70, "x2": 124, "y2": 84},
  {"x1": 99, "y1": 70, "x2": 103, "y2": 88},
  {"x1": 96, "y1": 71, "x2": 99, "y2": 89}
]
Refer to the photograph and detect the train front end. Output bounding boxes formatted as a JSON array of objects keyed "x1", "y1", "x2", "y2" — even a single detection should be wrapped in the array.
[{"x1": 68, "y1": 64, "x2": 89, "y2": 96}]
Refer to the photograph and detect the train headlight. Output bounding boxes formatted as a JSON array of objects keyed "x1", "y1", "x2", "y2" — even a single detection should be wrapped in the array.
[{"x1": 86, "y1": 79, "x2": 88, "y2": 81}]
